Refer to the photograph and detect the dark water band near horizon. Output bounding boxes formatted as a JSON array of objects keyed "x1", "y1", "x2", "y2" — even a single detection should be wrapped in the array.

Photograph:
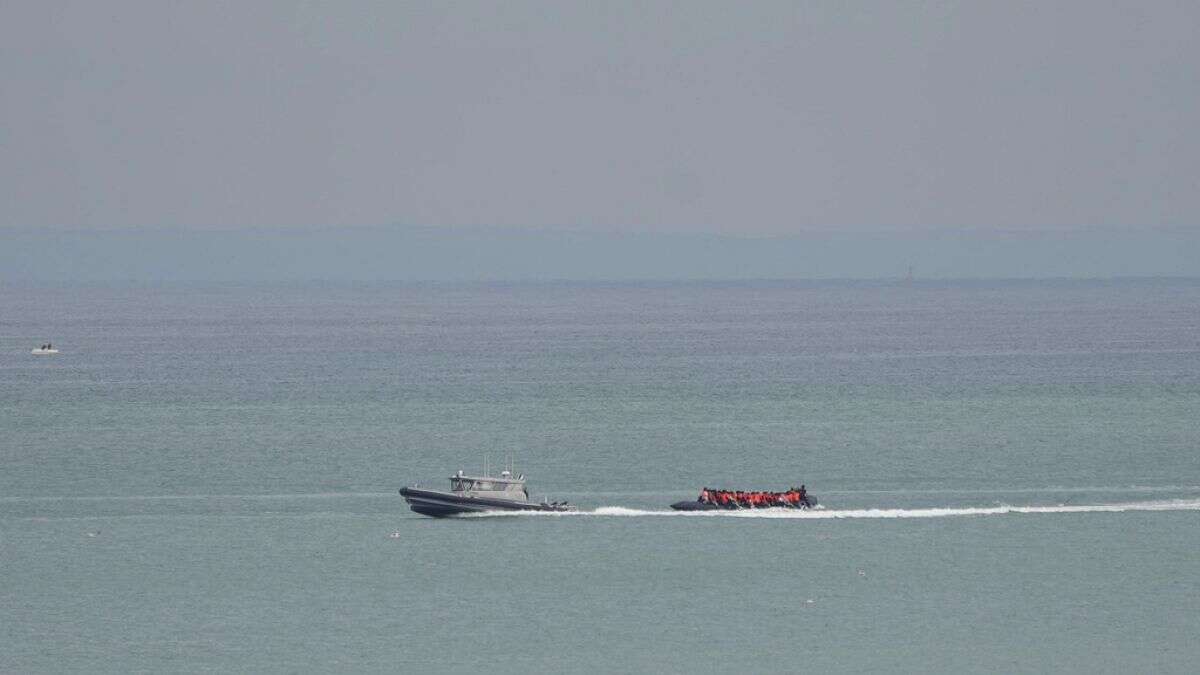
[{"x1": 3, "y1": 279, "x2": 1199, "y2": 673}]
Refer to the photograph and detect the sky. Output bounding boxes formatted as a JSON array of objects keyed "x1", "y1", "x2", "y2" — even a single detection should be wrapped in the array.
[{"x1": 2, "y1": 1, "x2": 1198, "y2": 279}]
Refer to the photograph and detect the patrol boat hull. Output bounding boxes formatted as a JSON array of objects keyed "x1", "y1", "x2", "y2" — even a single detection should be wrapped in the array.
[
  {"x1": 399, "y1": 487, "x2": 572, "y2": 518},
  {"x1": 669, "y1": 496, "x2": 817, "y2": 511}
]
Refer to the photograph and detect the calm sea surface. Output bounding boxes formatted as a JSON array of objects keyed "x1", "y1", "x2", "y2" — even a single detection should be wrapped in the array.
[{"x1": 2, "y1": 280, "x2": 1199, "y2": 673}]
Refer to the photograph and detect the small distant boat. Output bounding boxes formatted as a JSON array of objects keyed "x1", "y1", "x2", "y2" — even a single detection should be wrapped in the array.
[
  {"x1": 400, "y1": 468, "x2": 573, "y2": 517},
  {"x1": 31, "y1": 344, "x2": 59, "y2": 355}
]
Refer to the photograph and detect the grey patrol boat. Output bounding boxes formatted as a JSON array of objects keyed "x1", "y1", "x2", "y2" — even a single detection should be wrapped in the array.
[{"x1": 400, "y1": 469, "x2": 573, "y2": 517}]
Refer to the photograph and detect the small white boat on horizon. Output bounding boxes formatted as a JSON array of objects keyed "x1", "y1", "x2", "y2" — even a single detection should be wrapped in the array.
[{"x1": 32, "y1": 344, "x2": 59, "y2": 355}]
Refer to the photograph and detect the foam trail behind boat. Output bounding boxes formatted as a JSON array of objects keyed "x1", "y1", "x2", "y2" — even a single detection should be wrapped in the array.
[
  {"x1": 465, "y1": 498, "x2": 1200, "y2": 518},
  {"x1": 591, "y1": 499, "x2": 1200, "y2": 518}
]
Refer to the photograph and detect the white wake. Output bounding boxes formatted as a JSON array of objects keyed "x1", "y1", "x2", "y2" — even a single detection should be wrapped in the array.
[{"x1": 466, "y1": 499, "x2": 1200, "y2": 519}]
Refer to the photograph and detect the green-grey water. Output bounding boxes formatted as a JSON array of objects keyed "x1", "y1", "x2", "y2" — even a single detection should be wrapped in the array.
[{"x1": 2, "y1": 280, "x2": 1199, "y2": 673}]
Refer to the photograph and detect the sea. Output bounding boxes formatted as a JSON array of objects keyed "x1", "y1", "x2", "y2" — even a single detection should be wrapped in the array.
[{"x1": 2, "y1": 279, "x2": 1198, "y2": 673}]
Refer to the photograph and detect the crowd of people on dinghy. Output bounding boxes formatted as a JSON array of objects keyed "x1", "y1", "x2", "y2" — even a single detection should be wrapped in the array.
[{"x1": 697, "y1": 485, "x2": 808, "y2": 508}]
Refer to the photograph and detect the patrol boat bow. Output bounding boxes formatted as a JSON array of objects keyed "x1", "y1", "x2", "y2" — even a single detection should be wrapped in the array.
[{"x1": 400, "y1": 469, "x2": 573, "y2": 517}]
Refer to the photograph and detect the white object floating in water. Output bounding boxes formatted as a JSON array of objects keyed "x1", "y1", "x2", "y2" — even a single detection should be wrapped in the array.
[
  {"x1": 31, "y1": 347, "x2": 60, "y2": 355},
  {"x1": 388, "y1": 531, "x2": 402, "y2": 539}
]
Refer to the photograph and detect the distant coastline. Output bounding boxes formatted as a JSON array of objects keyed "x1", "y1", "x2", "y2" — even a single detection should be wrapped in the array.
[
  {"x1": 3, "y1": 276, "x2": 1200, "y2": 289},
  {"x1": 3, "y1": 225, "x2": 1199, "y2": 283}
]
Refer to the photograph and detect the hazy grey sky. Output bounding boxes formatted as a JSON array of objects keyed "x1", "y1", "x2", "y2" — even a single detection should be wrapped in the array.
[{"x1": 4, "y1": 0, "x2": 1198, "y2": 236}]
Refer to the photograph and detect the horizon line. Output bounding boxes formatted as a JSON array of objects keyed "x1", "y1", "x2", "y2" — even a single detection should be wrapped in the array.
[
  {"x1": 4, "y1": 275, "x2": 1199, "y2": 287},
  {"x1": 5, "y1": 223, "x2": 1199, "y2": 237}
]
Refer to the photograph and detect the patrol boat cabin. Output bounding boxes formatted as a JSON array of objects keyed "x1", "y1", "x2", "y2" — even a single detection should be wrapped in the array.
[{"x1": 449, "y1": 470, "x2": 530, "y2": 501}]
